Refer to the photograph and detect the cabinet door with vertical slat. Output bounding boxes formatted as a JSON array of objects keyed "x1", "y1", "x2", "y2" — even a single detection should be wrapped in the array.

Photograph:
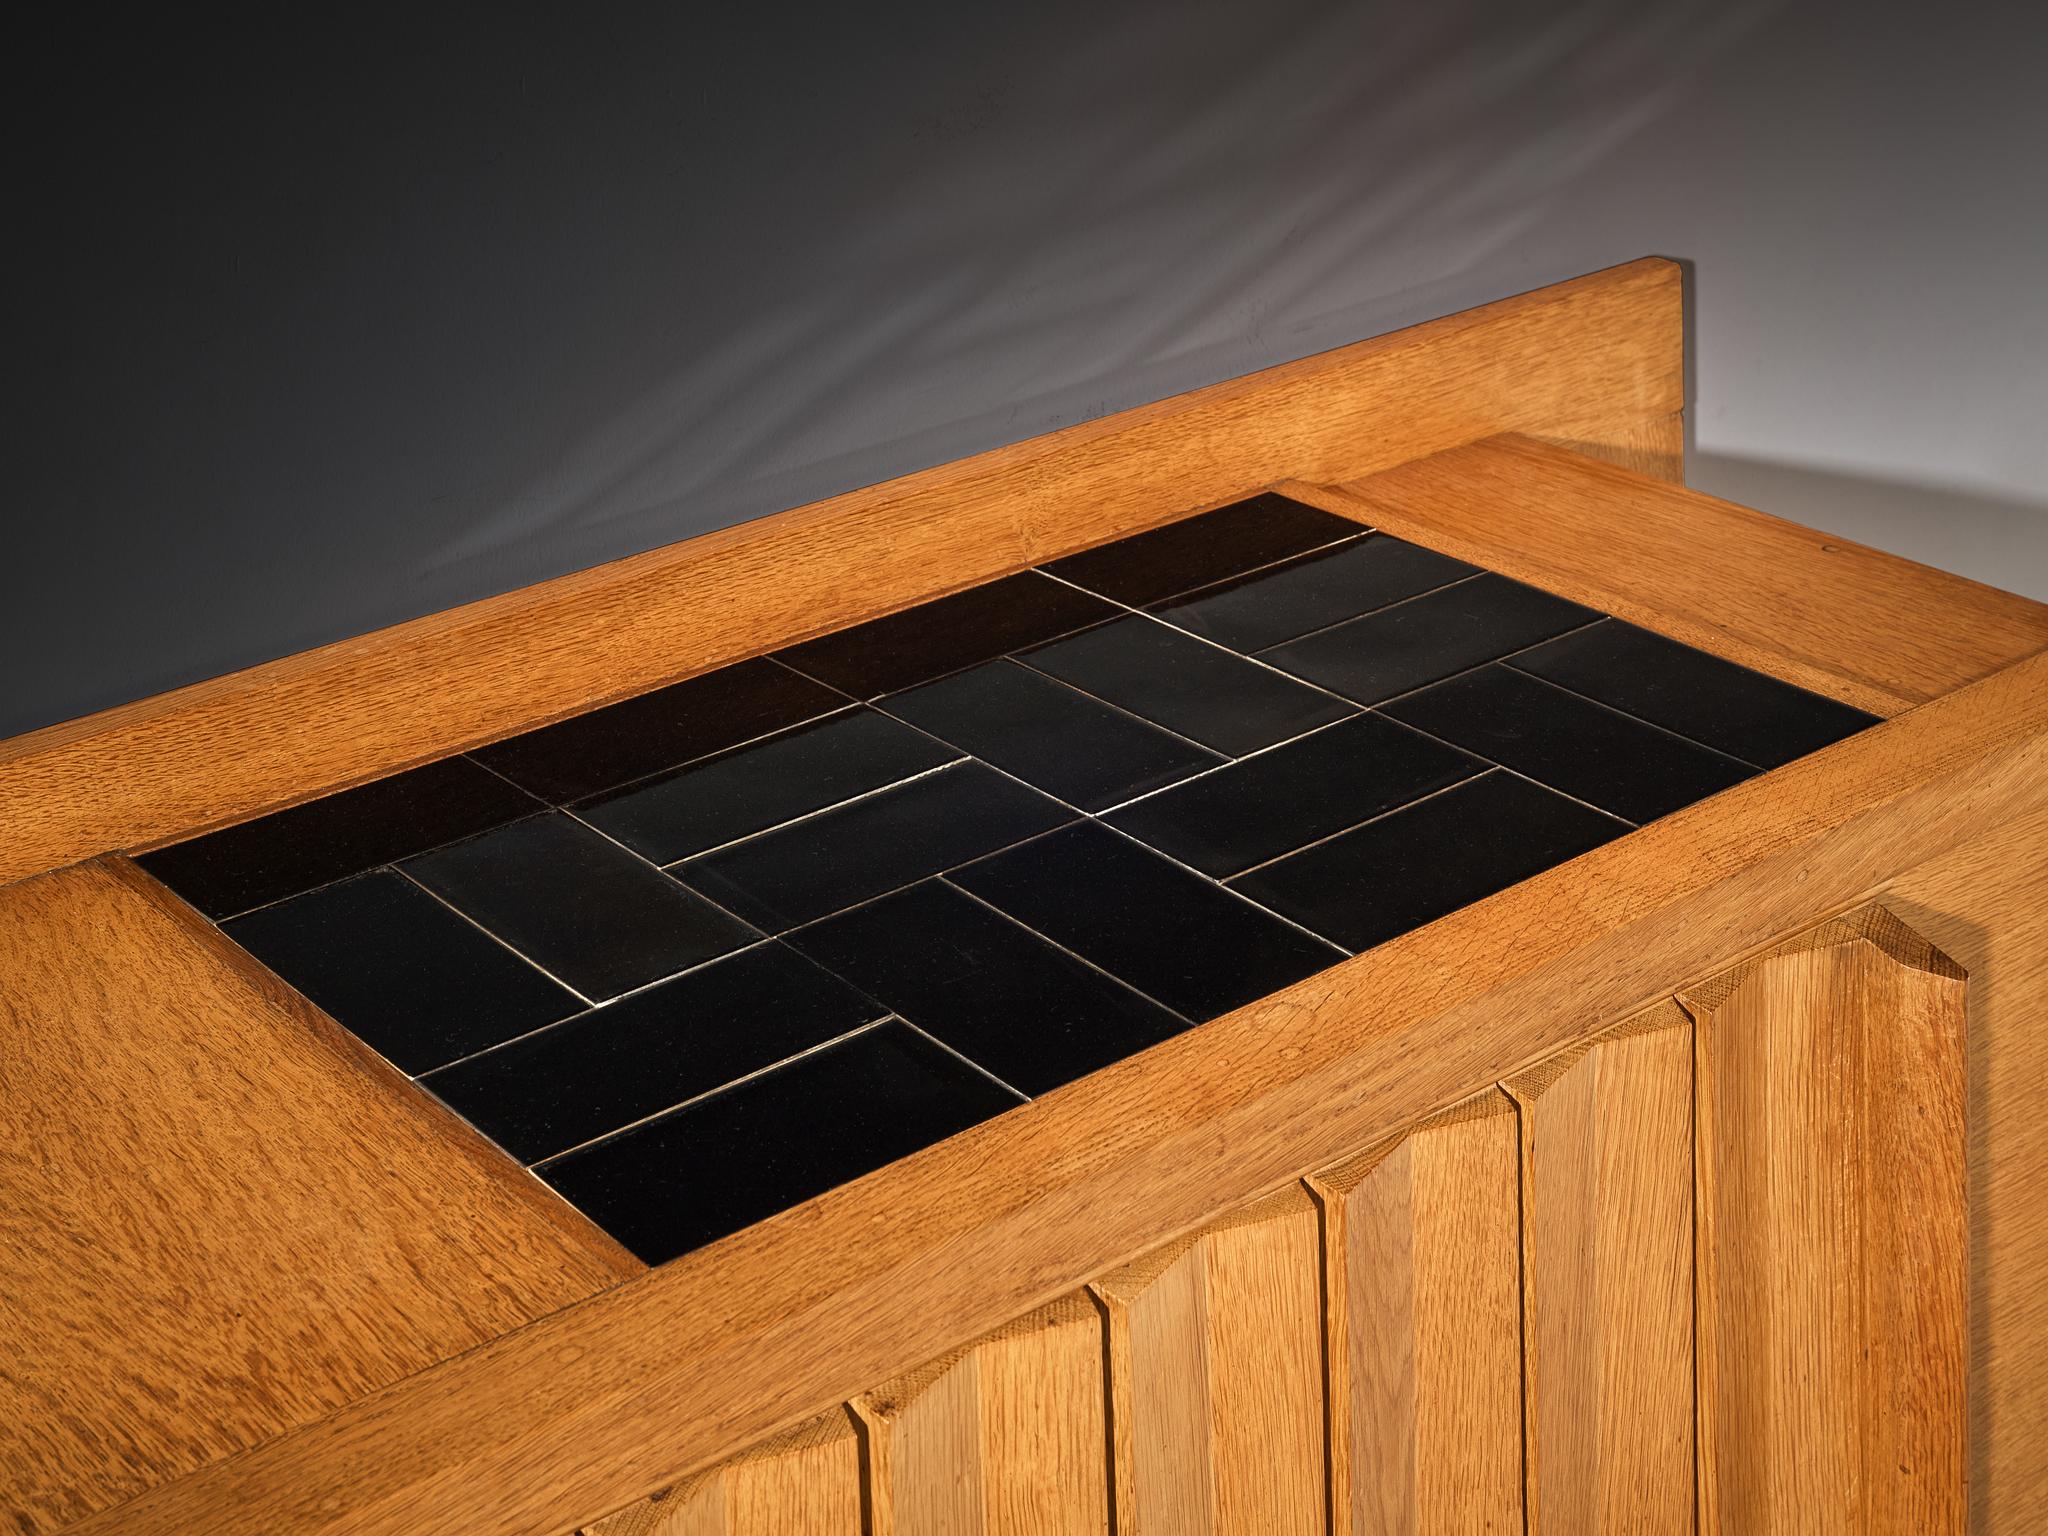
[{"x1": 583, "y1": 1408, "x2": 862, "y2": 1536}]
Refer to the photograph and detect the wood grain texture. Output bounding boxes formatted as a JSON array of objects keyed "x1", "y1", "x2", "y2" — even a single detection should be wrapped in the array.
[
  {"x1": 1680, "y1": 906, "x2": 1967, "y2": 1534},
  {"x1": 1536, "y1": 407, "x2": 1684, "y2": 483},
  {"x1": 1288, "y1": 434, "x2": 2048, "y2": 715},
  {"x1": 1093, "y1": 1186, "x2": 1325, "y2": 1536},
  {"x1": 0, "y1": 258, "x2": 1681, "y2": 887},
  {"x1": 1308, "y1": 1093, "x2": 1522, "y2": 1536},
  {"x1": 0, "y1": 859, "x2": 636, "y2": 1536},
  {"x1": 1505, "y1": 1004, "x2": 1694, "y2": 1535},
  {"x1": 60, "y1": 649, "x2": 2048, "y2": 1536},
  {"x1": 583, "y1": 1411, "x2": 861, "y2": 1536},
  {"x1": 852, "y1": 1293, "x2": 1108, "y2": 1536}
]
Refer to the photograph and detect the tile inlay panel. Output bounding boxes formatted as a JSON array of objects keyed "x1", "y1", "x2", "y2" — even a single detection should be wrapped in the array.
[{"x1": 136, "y1": 494, "x2": 1879, "y2": 1264}]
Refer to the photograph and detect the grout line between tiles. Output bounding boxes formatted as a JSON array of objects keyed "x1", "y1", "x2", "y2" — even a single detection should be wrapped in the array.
[
  {"x1": 390, "y1": 863, "x2": 602, "y2": 1008},
  {"x1": 1241, "y1": 569, "x2": 1487, "y2": 657},
  {"x1": 1086, "y1": 711, "x2": 1376, "y2": 815},
  {"x1": 1494, "y1": 658, "x2": 1770, "y2": 771},
  {"x1": 553, "y1": 805, "x2": 772, "y2": 942},
  {"x1": 1034, "y1": 525, "x2": 1371, "y2": 611},
  {"x1": 888, "y1": 1014, "x2": 1036, "y2": 1107},
  {"x1": 1220, "y1": 765, "x2": 1501, "y2": 881},
  {"x1": 1345, "y1": 617, "x2": 1609, "y2": 713}
]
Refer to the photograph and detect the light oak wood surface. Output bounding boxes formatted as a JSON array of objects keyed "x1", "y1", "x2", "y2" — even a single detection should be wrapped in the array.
[
  {"x1": 584, "y1": 1411, "x2": 862, "y2": 1536},
  {"x1": 0, "y1": 859, "x2": 637, "y2": 1536}
]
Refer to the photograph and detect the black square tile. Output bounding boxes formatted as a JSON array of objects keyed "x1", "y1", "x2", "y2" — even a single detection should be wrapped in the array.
[
  {"x1": 419, "y1": 942, "x2": 884, "y2": 1163},
  {"x1": 787, "y1": 880, "x2": 1192, "y2": 1095},
  {"x1": 1147, "y1": 534, "x2": 1477, "y2": 653},
  {"x1": 949, "y1": 822, "x2": 1340, "y2": 1022},
  {"x1": 1105, "y1": 713, "x2": 1486, "y2": 877},
  {"x1": 675, "y1": 761, "x2": 1073, "y2": 931},
  {"x1": 1229, "y1": 770, "x2": 1628, "y2": 952},
  {"x1": 880, "y1": 659, "x2": 1222, "y2": 812},
  {"x1": 1379, "y1": 664, "x2": 1757, "y2": 824},
  {"x1": 577, "y1": 707, "x2": 960, "y2": 864},
  {"x1": 776, "y1": 571, "x2": 1118, "y2": 699},
  {"x1": 1259, "y1": 572, "x2": 1600, "y2": 705},
  {"x1": 136, "y1": 756, "x2": 541, "y2": 920},
  {"x1": 1021, "y1": 615, "x2": 1354, "y2": 756},
  {"x1": 539, "y1": 1019, "x2": 1020, "y2": 1264},
  {"x1": 221, "y1": 870, "x2": 582, "y2": 1074},
  {"x1": 1507, "y1": 618, "x2": 1881, "y2": 770},
  {"x1": 1042, "y1": 493, "x2": 1362, "y2": 605},
  {"x1": 402, "y1": 813, "x2": 758, "y2": 1001},
  {"x1": 469, "y1": 657, "x2": 843, "y2": 804}
]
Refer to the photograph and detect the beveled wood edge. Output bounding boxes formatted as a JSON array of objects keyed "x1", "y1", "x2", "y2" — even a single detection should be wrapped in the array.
[
  {"x1": 64, "y1": 644, "x2": 2048, "y2": 1536},
  {"x1": 0, "y1": 258, "x2": 1681, "y2": 886}
]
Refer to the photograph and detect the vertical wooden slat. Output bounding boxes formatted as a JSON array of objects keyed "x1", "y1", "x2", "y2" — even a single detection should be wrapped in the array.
[
  {"x1": 1505, "y1": 1003, "x2": 1694, "y2": 1534},
  {"x1": 583, "y1": 1408, "x2": 862, "y2": 1536},
  {"x1": 1308, "y1": 1091, "x2": 1522, "y2": 1536},
  {"x1": 1092, "y1": 1185, "x2": 1326, "y2": 1535},
  {"x1": 1680, "y1": 904, "x2": 1966, "y2": 1534},
  {"x1": 851, "y1": 1292, "x2": 1109, "y2": 1536}
]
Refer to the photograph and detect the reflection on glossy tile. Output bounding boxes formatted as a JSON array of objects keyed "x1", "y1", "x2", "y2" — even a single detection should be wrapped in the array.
[
  {"x1": 1106, "y1": 714, "x2": 1485, "y2": 876},
  {"x1": 223, "y1": 871, "x2": 582, "y2": 1074},
  {"x1": 1508, "y1": 618, "x2": 1880, "y2": 769},
  {"x1": 402, "y1": 813, "x2": 758, "y2": 1000},
  {"x1": 1380, "y1": 664, "x2": 1756, "y2": 824},
  {"x1": 1043, "y1": 493, "x2": 1362, "y2": 605},
  {"x1": 881, "y1": 659, "x2": 1221, "y2": 811},
  {"x1": 539, "y1": 1020, "x2": 1020, "y2": 1263},
  {"x1": 1260, "y1": 572, "x2": 1598, "y2": 704},
  {"x1": 420, "y1": 943, "x2": 883, "y2": 1163},
  {"x1": 777, "y1": 571, "x2": 1118, "y2": 698},
  {"x1": 1230, "y1": 770, "x2": 1627, "y2": 952},
  {"x1": 137, "y1": 756, "x2": 540, "y2": 920},
  {"x1": 578, "y1": 708, "x2": 959, "y2": 864},
  {"x1": 788, "y1": 880, "x2": 1191, "y2": 1095},
  {"x1": 951, "y1": 821, "x2": 1339, "y2": 1022},
  {"x1": 1148, "y1": 534, "x2": 1477, "y2": 653},
  {"x1": 1022, "y1": 615, "x2": 1353, "y2": 756},
  {"x1": 676, "y1": 761, "x2": 1072, "y2": 931}
]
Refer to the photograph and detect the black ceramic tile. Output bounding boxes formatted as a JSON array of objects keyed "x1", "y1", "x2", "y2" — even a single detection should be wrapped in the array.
[
  {"x1": 540, "y1": 1019, "x2": 1019, "y2": 1263},
  {"x1": 676, "y1": 761, "x2": 1073, "y2": 931},
  {"x1": 788, "y1": 880, "x2": 1192, "y2": 1095},
  {"x1": 1105, "y1": 713, "x2": 1486, "y2": 877},
  {"x1": 1259, "y1": 572, "x2": 1600, "y2": 705},
  {"x1": 1508, "y1": 618, "x2": 1881, "y2": 770},
  {"x1": 469, "y1": 657, "x2": 843, "y2": 804},
  {"x1": 578, "y1": 707, "x2": 960, "y2": 864},
  {"x1": 137, "y1": 755, "x2": 540, "y2": 920},
  {"x1": 1042, "y1": 492, "x2": 1362, "y2": 606},
  {"x1": 1147, "y1": 534, "x2": 1478, "y2": 653},
  {"x1": 402, "y1": 812, "x2": 758, "y2": 1000},
  {"x1": 420, "y1": 942, "x2": 884, "y2": 1163},
  {"x1": 222, "y1": 870, "x2": 582, "y2": 1074},
  {"x1": 881, "y1": 659, "x2": 1222, "y2": 812},
  {"x1": 1230, "y1": 769, "x2": 1628, "y2": 952},
  {"x1": 1380, "y1": 664, "x2": 1758, "y2": 824},
  {"x1": 1022, "y1": 615, "x2": 1354, "y2": 756},
  {"x1": 950, "y1": 822, "x2": 1339, "y2": 1022},
  {"x1": 776, "y1": 571, "x2": 1118, "y2": 699}
]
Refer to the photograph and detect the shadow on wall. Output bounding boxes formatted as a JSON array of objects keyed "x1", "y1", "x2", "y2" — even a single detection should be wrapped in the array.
[{"x1": 1688, "y1": 454, "x2": 2048, "y2": 603}]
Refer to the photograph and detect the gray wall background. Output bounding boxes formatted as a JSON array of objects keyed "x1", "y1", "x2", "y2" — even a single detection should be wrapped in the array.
[{"x1": 8, "y1": 1, "x2": 2044, "y2": 738}]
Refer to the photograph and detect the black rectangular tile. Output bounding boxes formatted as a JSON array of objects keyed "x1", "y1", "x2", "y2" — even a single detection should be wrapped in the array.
[
  {"x1": 469, "y1": 657, "x2": 843, "y2": 803},
  {"x1": 1147, "y1": 534, "x2": 1477, "y2": 653},
  {"x1": 420, "y1": 942, "x2": 884, "y2": 1163},
  {"x1": 136, "y1": 755, "x2": 540, "y2": 920},
  {"x1": 787, "y1": 880, "x2": 1192, "y2": 1095},
  {"x1": 1258, "y1": 572, "x2": 1599, "y2": 705},
  {"x1": 577, "y1": 707, "x2": 960, "y2": 864},
  {"x1": 1379, "y1": 664, "x2": 1757, "y2": 824},
  {"x1": 1042, "y1": 493, "x2": 1362, "y2": 605},
  {"x1": 539, "y1": 1019, "x2": 1019, "y2": 1264},
  {"x1": 776, "y1": 571, "x2": 1118, "y2": 699},
  {"x1": 402, "y1": 812, "x2": 758, "y2": 1000},
  {"x1": 880, "y1": 659, "x2": 1222, "y2": 812},
  {"x1": 949, "y1": 821, "x2": 1340, "y2": 1022},
  {"x1": 222, "y1": 870, "x2": 582, "y2": 1074},
  {"x1": 1105, "y1": 713, "x2": 1486, "y2": 877},
  {"x1": 1230, "y1": 770, "x2": 1628, "y2": 952},
  {"x1": 1022, "y1": 615, "x2": 1354, "y2": 756},
  {"x1": 676, "y1": 761, "x2": 1073, "y2": 931},
  {"x1": 1508, "y1": 618, "x2": 1881, "y2": 770}
]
